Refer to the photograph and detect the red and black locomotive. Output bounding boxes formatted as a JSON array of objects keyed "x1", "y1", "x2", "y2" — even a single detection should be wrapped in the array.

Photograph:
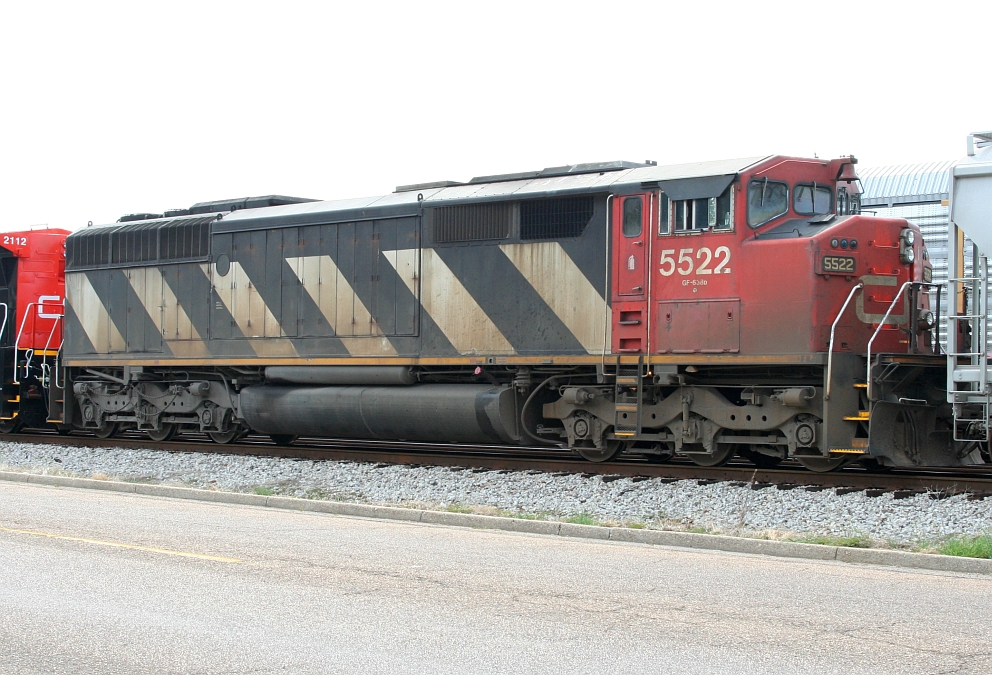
[{"x1": 3, "y1": 154, "x2": 972, "y2": 471}]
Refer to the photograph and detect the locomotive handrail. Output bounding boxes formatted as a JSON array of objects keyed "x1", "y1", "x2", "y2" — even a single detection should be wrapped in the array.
[
  {"x1": 40, "y1": 313, "x2": 63, "y2": 389},
  {"x1": 865, "y1": 281, "x2": 942, "y2": 400},
  {"x1": 12, "y1": 300, "x2": 64, "y2": 386},
  {"x1": 824, "y1": 282, "x2": 864, "y2": 400},
  {"x1": 12, "y1": 302, "x2": 36, "y2": 386},
  {"x1": 600, "y1": 194, "x2": 613, "y2": 371},
  {"x1": 54, "y1": 349, "x2": 64, "y2": 391}
]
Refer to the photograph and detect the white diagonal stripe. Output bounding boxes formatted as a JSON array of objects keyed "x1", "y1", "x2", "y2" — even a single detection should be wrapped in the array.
[
  {"x1": 500, "y1": 242, "x2": 607, "y2": 354},
  {"x1": 126, "y1": 267, "x2": 160, "y2": 335},
  {"x1": 287, "y1": 255, "x2": 396, "y2": 355},
  {"x1": 209, "y1": 261, "x2": 297, "y2": 356},
  {"x1": 66, "y1": 272, "x2": 123, "y2": 354},
  {"x1": 381, "y1": 248, "x2": 419, "y2": 297},
  {"x1": 414, "y1": 249, "x2": 513, "y2": 354},
  {"x1": 152, "y1": 267, "x2": 201, "y2": 341}
]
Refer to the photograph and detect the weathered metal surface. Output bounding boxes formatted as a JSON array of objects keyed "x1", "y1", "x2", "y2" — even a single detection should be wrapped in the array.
[
  {"x1": 419, "y1": 248, "x2": 513, "y2": 354},
  {"x1": 500, "y1": 242, "x2": 608, "y2": 353},
  {"x1": 264, "y1": 366, "x2": 416, "y2": 386},
  {"x1": 208, "y1": 157, "x2": 767, "y2": 228},
  {"x1": 657, "y1": 299, "x2": 741, "y2": 353},
  {"x1": 66, "y1": 272, "x2": 122, "y2": 354},
  {"x1": 240, "y1": 384, "x2": 518, "y2": 444}
]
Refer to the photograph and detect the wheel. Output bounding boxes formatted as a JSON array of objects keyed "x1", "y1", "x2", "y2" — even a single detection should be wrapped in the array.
[
  {"x1": 738, "y1": 446, "x2": 784, "y2": 469},
  {"x1": 683, "y1": 442, "x2": 736, "y2": 467},
  {"x1": 576, "y1": 439, "x2": 625, "y2": 463},
  {"x1": 0, "y1": 418, "x2": 24, "y2": 434},
  {"x1": 92, "y1": 422, "x2": 119, "y2": 439},
  {"x1": 270, "y1": 434, "x2": 297, "y2": 446},
  {"x1": 146, "y1": 423, "x2": 178, "y2": 442},
  {"x1": 796, "y1": 455, "x2": 850, "y2": 472},
  {"x1": 208, "y1": 427, "x2": 246, "y2": 444}
]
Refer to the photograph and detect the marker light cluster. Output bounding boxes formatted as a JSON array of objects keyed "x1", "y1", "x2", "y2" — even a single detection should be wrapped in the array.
[{"x1": 830, "y1": 238, "x2": 858, "y2": 250}]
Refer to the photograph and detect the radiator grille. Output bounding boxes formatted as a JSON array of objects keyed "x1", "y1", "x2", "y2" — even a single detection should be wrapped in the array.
[
  {"x1": 160, "y1": 219, "x2": 211, "y2": 260},
  {"x1": 110, "y1": 222, "x2": 158, "y2": 264},
  {"x1": 431, "y1": 203, "x2": 512, "y2": 243},
  {"x1": 67, "y1": 215, "x2": 216, "y2": 269},
  {"x1": 520, "y1": 196, "x2": 594, "y2": 240}
]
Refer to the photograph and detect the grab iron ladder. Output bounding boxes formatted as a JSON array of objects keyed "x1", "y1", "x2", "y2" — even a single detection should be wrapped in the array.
[
  {"x1": 614, "y1": 358, "x2": 642, "y2": 437},
  {"x1": 948, "y1": 254, "x2": 991, "y2": 441}
]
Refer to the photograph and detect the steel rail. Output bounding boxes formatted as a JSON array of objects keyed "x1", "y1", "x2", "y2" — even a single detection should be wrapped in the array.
[{"x1": 4, "y1": 431, "x2": 992, "y2": 497}]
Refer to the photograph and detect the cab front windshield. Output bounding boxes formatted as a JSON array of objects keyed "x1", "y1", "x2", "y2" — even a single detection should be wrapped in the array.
[{"x1": 747, "y1": 179, "x2": 788, "y2": 227}]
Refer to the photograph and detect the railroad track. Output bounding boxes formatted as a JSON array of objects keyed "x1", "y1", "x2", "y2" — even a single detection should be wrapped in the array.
[{"x1": 4, "y1": 430, "x2": 992, "y2": 498}]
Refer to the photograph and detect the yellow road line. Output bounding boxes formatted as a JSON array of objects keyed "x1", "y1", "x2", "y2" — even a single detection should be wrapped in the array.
[{"x1": 0, "y1": 525, "x2": 241, "y2": 563}]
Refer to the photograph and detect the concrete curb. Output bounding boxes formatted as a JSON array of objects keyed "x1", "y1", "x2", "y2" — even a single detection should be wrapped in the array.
[{"x1": 3, "y1": 470, "x2": 990, "y2": 575}]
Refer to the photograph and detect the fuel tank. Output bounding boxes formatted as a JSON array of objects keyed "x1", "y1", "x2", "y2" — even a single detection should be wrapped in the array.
[{"x1": 239, "y1": 384, "x2": 519, "y2": 444}]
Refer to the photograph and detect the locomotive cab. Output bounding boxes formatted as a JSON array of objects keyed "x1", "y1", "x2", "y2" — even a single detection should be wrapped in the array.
[{"x1": 549, "y1": 155, "x2": 958, "y2": 470}]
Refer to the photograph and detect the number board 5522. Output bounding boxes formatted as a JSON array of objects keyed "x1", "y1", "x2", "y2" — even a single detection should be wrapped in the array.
[
  {"x1": 821, "y1": 255, "x2": 856, "y2": 275},
  {"x1": 659, "y1": 247, "x2": 731, "y2": 277}
]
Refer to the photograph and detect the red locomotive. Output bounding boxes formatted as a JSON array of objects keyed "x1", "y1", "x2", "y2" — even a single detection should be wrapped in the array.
[
  {"x1": 0, "y1": 228, "x2": 71, "y2": 432},
  {"x1": 4, "y1": 154, "x2": 971, "y2": 471}
]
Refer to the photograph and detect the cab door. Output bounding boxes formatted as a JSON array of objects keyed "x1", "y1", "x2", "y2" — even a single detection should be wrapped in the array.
[{"x1": 612, "y1": 194, "x2": 651, "y2": 353}]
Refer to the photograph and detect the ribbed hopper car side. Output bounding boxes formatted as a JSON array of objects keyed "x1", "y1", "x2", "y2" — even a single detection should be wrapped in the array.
[{"x1": 56, "y1": 156, "x2": 978, "y2": 470}]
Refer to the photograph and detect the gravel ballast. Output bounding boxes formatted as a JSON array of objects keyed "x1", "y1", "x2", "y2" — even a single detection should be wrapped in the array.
[{"x1": 2, "y1": 440, "x2": 990, "y2": 547}]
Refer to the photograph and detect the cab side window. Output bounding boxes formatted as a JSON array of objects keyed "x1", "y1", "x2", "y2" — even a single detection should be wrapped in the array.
[
  {"x1": 623, "y1": 196, "x2": 642, "y2": 237},
  {"x1": 658, "y1": 193, "x2": 670, "y2": 235},
  {"x1": 794, "y1": 183, "x2": 832, "y2": 215},
  {"x1": 669, "y1": 186, "x2": 734, "y2": 233},
  {"x1": 747, "y1": 179, "x2": 788, "y2": 227}
]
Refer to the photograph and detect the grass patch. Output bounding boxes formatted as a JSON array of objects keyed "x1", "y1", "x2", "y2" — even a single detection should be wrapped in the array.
[
  {"x1": 253, "y1": 487, "x2": 275, "y2": 496},
  {"x1": 626, "y1": 522, "x2": 646, "y2": 529},
  {"x1": 444, "y1": 504, "x2": 473, "y2": 514},
  {"x1": 792, "y1": 534, "x2": 872, "y2": 548},
  {"x1": 937, "y1": 535, "x2": 992, "y2": 559},
  {"x1": 687, "y1": 526, "x2": 708, "y2": 534},
  {"x1": 565, "y1": 513, "x2": 598, "y2": 526}
]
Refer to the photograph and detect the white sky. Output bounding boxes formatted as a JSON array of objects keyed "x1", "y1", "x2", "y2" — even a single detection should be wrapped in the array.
[{"x1": 1, "y1": 1, "x2": 988, "y2": 233}]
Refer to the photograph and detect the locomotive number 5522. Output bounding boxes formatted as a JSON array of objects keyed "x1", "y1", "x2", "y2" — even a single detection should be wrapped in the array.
[{"x1": 659, "y1": 246, "x2": 732, "y2": 276}]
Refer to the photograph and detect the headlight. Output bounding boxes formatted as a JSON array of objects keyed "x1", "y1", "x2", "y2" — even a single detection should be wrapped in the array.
[
  {"x1": 900, "y1": 228, "x2": 917, "y2": 263},
  {"x1": 918, "y1": 309, "x2": 935, "y2": 330}
]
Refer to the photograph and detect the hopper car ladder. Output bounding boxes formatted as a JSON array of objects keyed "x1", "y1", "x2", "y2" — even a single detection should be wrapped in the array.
[{"x1": 947, "y1": 254, "x2": 991, "y2": 441}]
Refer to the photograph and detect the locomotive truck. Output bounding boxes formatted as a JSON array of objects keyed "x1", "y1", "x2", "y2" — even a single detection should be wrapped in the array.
[{"x1": 3, "y1": 153, "x2": 982, "y2": 471}]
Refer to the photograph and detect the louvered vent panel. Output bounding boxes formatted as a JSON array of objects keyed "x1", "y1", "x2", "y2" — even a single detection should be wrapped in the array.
[
  {"x1": 431, "y1": 203, "x2": 512, "y2": 243},
  {"x1": 520, "y1": 196, "x2": 595, "y2": 240},
  {"x1": 66, "y1": 216, "x2": 215, "y2": 269}
]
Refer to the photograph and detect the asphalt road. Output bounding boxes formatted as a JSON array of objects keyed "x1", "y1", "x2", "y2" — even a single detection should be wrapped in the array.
[{"x1": 1, "y1": 482, "x2": 990, "y2": 674}]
